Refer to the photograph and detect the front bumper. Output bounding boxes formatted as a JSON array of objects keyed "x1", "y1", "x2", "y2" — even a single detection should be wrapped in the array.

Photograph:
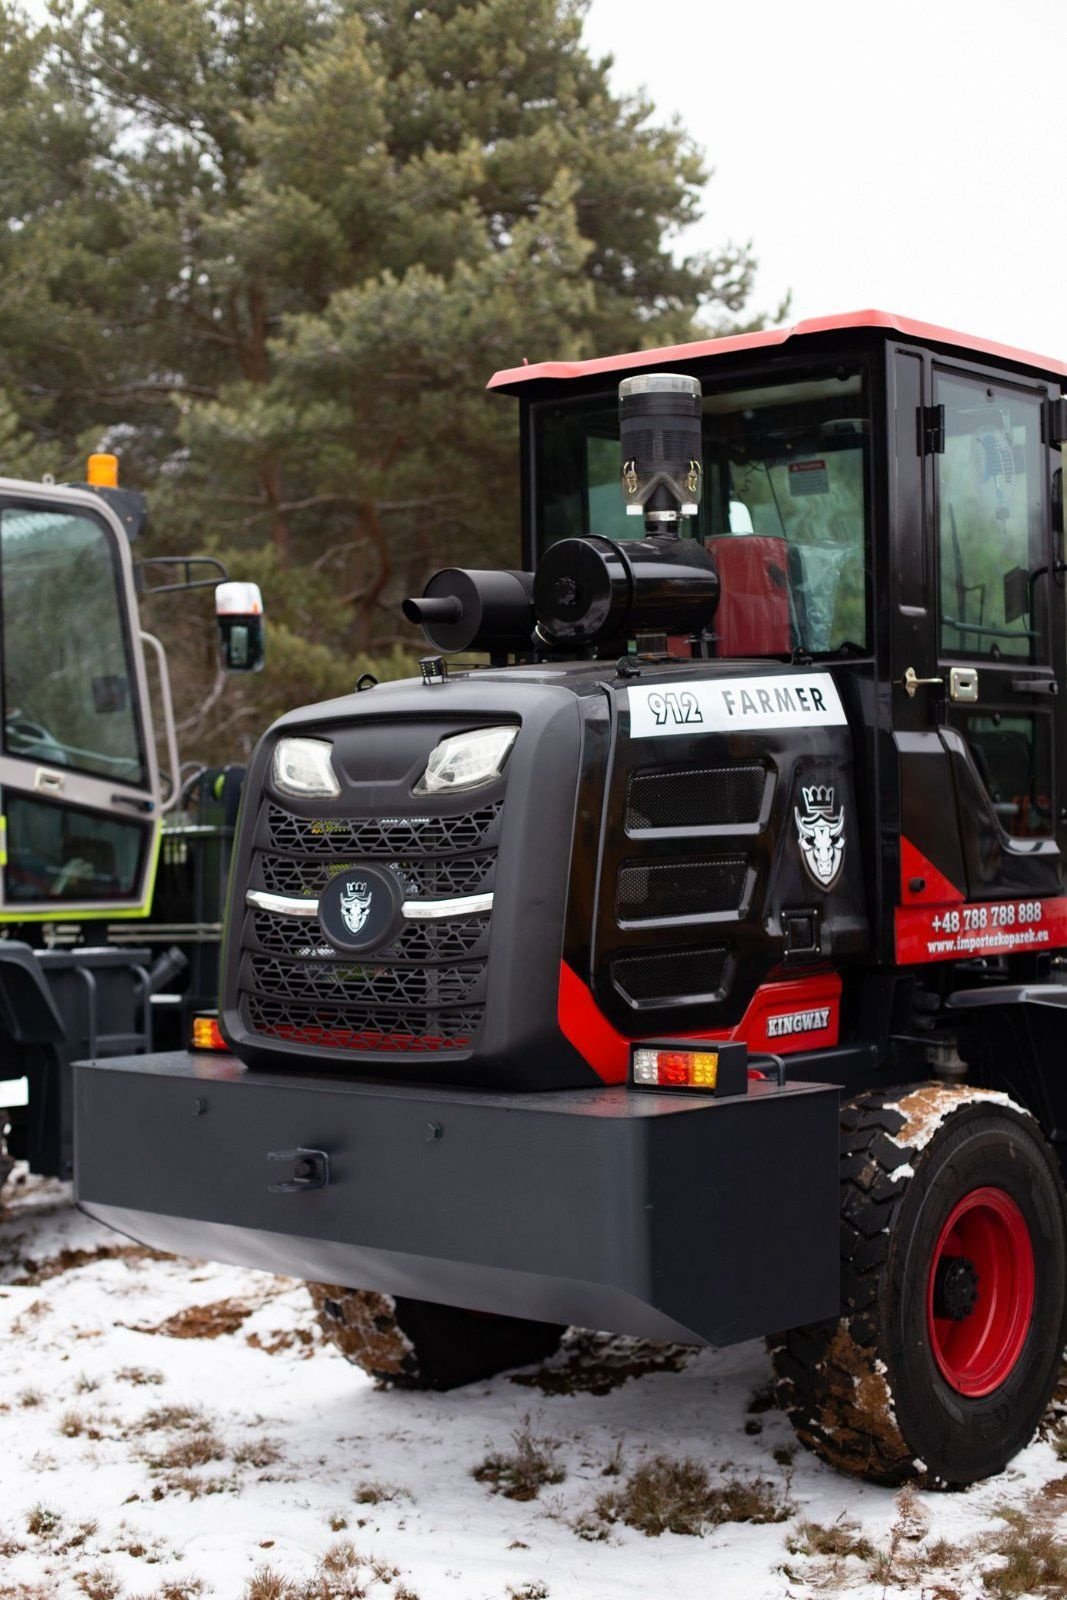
[{"x1": 74, "y1": 1053, "x2": 839, "y2": 1346}]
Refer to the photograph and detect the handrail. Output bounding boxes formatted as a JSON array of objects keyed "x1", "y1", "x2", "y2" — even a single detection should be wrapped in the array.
[{"x1": 140, "y1": 630, "x2": 181, "y2": 814}]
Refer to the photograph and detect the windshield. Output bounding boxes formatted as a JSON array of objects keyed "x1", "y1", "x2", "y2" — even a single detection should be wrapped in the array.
[
  {"x1": 533, "y1": 367, "x2": 870, "y2": 657},
  {"x1": 0, "y1": 504, "x2": 147, "y2": 786}
]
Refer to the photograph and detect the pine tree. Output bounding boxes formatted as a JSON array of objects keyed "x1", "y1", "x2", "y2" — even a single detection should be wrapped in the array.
[{"x1": 0, "y1": 0, "x2": 761, "y2": 754}]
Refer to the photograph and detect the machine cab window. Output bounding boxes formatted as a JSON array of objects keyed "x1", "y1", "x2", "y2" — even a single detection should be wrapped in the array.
[{"x1": 534, "y1": 366, "x2": 871, "y2": 659}]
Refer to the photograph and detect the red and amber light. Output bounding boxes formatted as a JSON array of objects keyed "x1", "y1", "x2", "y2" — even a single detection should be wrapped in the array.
[
  {"x1": 191, "y1": 1014, "x2": 227, "y2": 1052},
  {"x1": 632, "y1": 1046, "x2": 719, "y2": 1090}
]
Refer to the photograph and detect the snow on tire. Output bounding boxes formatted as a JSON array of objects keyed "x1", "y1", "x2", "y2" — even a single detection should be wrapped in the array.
[
  {"x1": 309, "y1": 1284, "x2": 565, "y2": 1390},
  {"x1": 769, "y1": 1083, "x2": 1067, "y2": 1487}
]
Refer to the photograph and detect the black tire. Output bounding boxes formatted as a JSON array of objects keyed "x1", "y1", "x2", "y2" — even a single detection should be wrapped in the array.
[
  {"x1": 770, "y1": 1085, "x2": 1067, "y2": 1486},
  {"x1": 309, "y1": 1284, "x2": 566, "y2": 1390}
]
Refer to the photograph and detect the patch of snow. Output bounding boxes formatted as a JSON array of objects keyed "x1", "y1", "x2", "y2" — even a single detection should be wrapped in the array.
[{"x1": 0, "y1": 1169, "x2": 1064, "y2": 1600}]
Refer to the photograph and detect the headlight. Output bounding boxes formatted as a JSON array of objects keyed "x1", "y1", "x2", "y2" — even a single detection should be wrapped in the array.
[
  {"x1": 415, "y1": 725, "x2": 517, "y2": 794},
  {"x1": 271, "y1": 736, "x2": 340, "y2": 798}
]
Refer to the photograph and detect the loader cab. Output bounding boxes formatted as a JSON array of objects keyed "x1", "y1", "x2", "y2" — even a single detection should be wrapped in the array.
[
  {"x1": 495, "y1": 310, "x2": 1067, "y2": 965},
  {"x1": 0, "y1": 480, "x2": 162, "y2": 921}
]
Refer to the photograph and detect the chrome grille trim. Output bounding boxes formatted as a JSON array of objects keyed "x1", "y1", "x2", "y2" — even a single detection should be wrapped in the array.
[{"x1": 245, "y1": 888, "x2": 494, "y2": 921}]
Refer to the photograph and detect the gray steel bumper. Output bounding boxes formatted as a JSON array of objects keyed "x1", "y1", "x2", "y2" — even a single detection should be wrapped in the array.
[{"x1": 74, "y1": 1052, "x2": 840, "y2": 1346}]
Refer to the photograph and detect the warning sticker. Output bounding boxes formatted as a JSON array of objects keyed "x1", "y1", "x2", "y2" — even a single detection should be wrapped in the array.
[
  {"x1": 788, "y1": 460, "x2": 829, "y2": 496},
  {"x1": 895, "y1": 896, "x2": 1067, "y2": 964}
]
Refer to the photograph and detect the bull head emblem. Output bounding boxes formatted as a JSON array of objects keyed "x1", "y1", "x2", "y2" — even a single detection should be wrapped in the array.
[
  {"x1": 795, "y1": 785, "x2": 845, "y2": 890},
  {"x1": 339, "y1": 878, "x2": 373, "y2": 935}
]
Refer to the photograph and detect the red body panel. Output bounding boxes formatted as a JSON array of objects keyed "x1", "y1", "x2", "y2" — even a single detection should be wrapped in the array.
[{"x1": 558, "y1": 963, "x2": 842, "y2": 1083}]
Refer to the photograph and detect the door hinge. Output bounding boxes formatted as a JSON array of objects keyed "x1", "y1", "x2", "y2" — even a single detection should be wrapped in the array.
[
  {"x1": 917, "y1": 403, "x2": 945, "y2": 456},
  {"x1": 1050, "y1": 397, "x2": 1067, "y2": 446}
]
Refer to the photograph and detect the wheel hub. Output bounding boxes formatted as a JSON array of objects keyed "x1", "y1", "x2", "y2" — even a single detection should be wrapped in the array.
[
  {"x1": 926, "y1": 1185, "x2": 1036, "y2": 1397},
  {"x1": 933, "y1": 1255, "x2": 980, "y2": 1321}
]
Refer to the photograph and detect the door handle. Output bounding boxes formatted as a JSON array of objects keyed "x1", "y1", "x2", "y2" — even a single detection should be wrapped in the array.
[{"x1": 896, "y1": 666, "x2": 944, "y2": 699}]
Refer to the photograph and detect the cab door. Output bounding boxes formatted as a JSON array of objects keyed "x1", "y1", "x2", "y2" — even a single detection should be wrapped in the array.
[
  {"x1": 0, "y1": 483, "x2": 161, "y2": 920},
  {"x1": 931, "y1": 365, "x2": 1063, "y2": 902}
]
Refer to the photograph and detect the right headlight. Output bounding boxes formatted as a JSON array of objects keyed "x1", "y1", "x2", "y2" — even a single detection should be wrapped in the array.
[
  {"x1": 271, "y1": 736, "x2": 341, "y2": 798},
  {"x1": 415, "y1": 725, "x2": 517, "y2": 794}
]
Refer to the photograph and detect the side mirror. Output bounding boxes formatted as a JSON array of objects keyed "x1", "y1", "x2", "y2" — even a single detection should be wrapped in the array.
[{"x1": 215, "y1": 581, "x2": 265, "y2": 673}]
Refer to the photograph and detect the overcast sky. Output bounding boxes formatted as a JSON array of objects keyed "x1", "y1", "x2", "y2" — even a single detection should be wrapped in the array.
[{"x1": 583, "y1": 0, "x2": 1067, "y2": 364}]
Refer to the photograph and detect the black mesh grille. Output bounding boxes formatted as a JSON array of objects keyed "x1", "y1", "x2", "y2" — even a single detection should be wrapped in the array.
[
  {"x1": 249, "y1": 909, "x2": 489, "y2": 963},
  {"x1": 617, "y1": 858, "x2": 747, "y2": 920},
  {"x1": 243, "y1": 993, "x2": 482, "y2": 1053},
  {"x1": 613, "y1": 946, "x2": 729, "y2": 1005},
  {"x1": 259, "y1": 853, "x2": 494, "y2": 900},
  {"x1": 267, "y1": 802, "x2": 501, "y2": 856},
  {"x1": 247, "y1": 954, "x2": 484, "y2": 1008},
  {"x1": 240, "y1": 791, "x2": 499, "y2": 1058},
  {"x1": 626, "y1": 766, "x2": 765, "y2": 831}
]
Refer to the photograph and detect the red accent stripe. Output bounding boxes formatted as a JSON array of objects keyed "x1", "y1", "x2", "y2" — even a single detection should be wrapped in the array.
[
  {"x1": 557, "y1": 963, "x2": 841, "y2": 1081},
  {"x1": 900, "y1": 837, "x2": 965, "y2": 905}
]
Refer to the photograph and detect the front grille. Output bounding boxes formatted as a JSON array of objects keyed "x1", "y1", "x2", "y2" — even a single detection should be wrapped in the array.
[
  {"x1": 626, "y1": 765, "x2": 766, "y2": 831},
  {"x1": 239, "y1": 792, "x2": 500, "y2": 1058},
  {"x1": 267, "y1": 802, "x2": 502, "y2": 856},
  {"x1": 243, "y1": 993, "x2": 481, "y2": 1053},
  {"x1": 617, "y1": 857, "x2": 748, "y2": 921},
  {"x1": 613, "y1": 946, "x2": 729, "y2": 1005},
  {"x1": 246, "y1": 953, "x2": 485, "y2": 1008},
  {"x1": 250, "y1": 908, "x2": 489, "y2": 963},
  {"x1": 259, "y1": 852, "x2": 495, "y2": 900}
]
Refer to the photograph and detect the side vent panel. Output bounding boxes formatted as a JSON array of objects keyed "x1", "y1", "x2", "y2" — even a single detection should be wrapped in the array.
[
  {"x1": 612, "y1": 946, "x2": 729, "y2": 1007},
  {"x1": 617, "y1": 858, "x2": 749, "y2": 922},
  {"x1": 626, "y1": 765, "x2": 767, "y2": 832}
]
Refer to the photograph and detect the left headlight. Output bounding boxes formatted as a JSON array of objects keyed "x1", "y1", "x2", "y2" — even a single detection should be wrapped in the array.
[
  {"x1": 271, "y1": 736, "x2": 341, "y2": 798},
  {"x1": 415, "y1": 725, "x2": 517, "y2": 795}
]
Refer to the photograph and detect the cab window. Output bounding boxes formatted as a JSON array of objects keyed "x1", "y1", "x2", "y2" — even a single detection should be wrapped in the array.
[
  {"x1": 0, "y1": 505, "x2": 146, "y2": 785},
  {"x1": 534, "y1": 368, "x2": 870, "y2": 657},
  {"x1": 936, "y1": 376, "x2": 1046, "y2": 661}
]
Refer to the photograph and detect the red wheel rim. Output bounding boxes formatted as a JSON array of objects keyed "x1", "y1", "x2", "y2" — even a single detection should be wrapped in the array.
[{"x1": 926, "y1": 1186, "x2": 1035, "y2": 1397}]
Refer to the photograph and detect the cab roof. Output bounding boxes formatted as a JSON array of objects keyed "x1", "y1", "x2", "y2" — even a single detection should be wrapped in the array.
[{"x1": 487, "y1": 308, "x2": 1067, "y2": 393}]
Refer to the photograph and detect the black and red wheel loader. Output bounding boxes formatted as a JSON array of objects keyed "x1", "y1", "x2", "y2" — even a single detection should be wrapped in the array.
[{"x1": 74, "y1": 310, "x2": 1067, "y2": 1486}]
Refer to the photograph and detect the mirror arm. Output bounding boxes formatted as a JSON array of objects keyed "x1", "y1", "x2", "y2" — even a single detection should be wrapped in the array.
[
  {"x1": 140, "y1": 630, "x2": 182, "y2": 814},
  {"x1": 135, "y1": 556, "x2": 230, "y2": 597}
]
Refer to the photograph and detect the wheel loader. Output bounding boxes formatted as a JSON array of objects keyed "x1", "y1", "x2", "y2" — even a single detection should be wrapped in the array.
[{"x1": 73, "y1": 310, "x2": 1067, "y2": 1486}]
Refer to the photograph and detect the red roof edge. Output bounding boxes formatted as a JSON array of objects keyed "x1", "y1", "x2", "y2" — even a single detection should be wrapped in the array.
[{"x1": 487, "y1": 309, "x2": 1067, "y2": 391}]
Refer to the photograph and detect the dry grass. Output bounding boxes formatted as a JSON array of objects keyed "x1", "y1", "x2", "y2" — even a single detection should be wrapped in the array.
[
  {"x1": 128, "y1": 1582, "x2": 205, "y2": 1600},
  {"x1": 73, "y1": 1568, "x2": 120, "y2": 1600},
  {"x1": 576, "y1": 1455, "x2": 793, "y2": 1540},
  {"x1": 506, "y1": 1586, "x2": 549, "y2": 1599},
  {"x1": 16, "y1": 1388, "x2": 42, "y2": 1408},
  {"x1": 25, "y1": 1505, "x2": 61, "y2": 1537},
  {"x1": 116, "y1": 1367, "x2": 164, "y2": 1387},
  {"x1": 473, "y1": 1420, "x2": 565, "y2": 1502},
  {"x1": 787, "y1": 1517, "x2": 875, "y2": 1561},
  {"x1": 982, "y1": 1506, "x2": 1067, "y2": 1598},
  {"x1": 136, "y1": 1404, "x2": 207, "y2": 1433},
  {"x1": 145, "y1": 1429, "x2": 227, "y2": 1470},
  {"x1": 352, "y1": 1481, "x2": 405, "y2": 1506},
  {"x1": 233, "y1": 1438, "x2": 283, "y2": 1469},
  {"x1": 242, "y1": 1542, "x2": 419, "y2": 1600}
]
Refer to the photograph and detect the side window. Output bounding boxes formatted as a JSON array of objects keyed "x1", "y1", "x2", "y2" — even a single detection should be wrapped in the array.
[
  {"x1": 937, "y1": 377, "x2": 1045, "y2": 661},
  {"x1": 0, "y1": 505, "x2": 146, "y2": 786},
  {"x1": 4, "y1": 793, "x2": 148, "y2": 902},
  {"x1": 962, "y1": 714, "x2": 1054, "y2": 839}
]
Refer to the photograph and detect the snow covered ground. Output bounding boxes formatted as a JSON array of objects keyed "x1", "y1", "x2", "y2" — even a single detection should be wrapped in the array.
[{"x1": 1, "y1": 1168, "x2": 1065, "y2": 1600}]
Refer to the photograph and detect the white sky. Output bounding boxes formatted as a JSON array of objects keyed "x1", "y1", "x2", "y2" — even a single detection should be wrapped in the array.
[{"x1": 583, "y1": 0, "x2": 1067, "y2": 363}]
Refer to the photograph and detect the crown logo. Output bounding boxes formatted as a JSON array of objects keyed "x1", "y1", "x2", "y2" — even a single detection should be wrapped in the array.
[{"x1": 801, "y1": 785, "x2": 836, "y2": 816}]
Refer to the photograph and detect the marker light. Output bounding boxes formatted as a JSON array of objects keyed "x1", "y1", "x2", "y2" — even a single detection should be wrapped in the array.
[
  {"x1": 272, "y1": 736, "x2": 341, "y2": 799},
  {"x1": 415, "y1": 725, "x2": 517, "y2": 794},
  {"x1": 191, "y1": 1014, "x2": 227, "y2": 1052},
  {"x1": 631, "y1": 1039, "x2": 748, "y2": 1096},
  {"x1": 87, "y1": 452, "x2": 119, "y2": 487}
]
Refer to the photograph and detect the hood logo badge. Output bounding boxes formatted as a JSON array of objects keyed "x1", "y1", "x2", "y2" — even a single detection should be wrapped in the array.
[
  {"x1": 795, "y1": 784, "x2": 845, "y2": 890},
  {"x1": 339, "y1": 879, "x2": 373, "y2": 935}
]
